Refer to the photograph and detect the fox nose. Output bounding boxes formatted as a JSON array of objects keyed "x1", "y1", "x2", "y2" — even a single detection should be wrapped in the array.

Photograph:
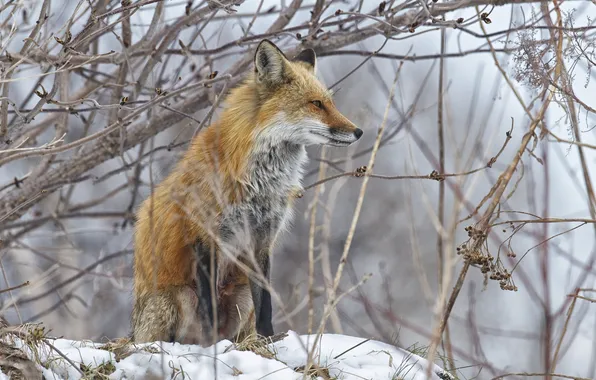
[{"x1": 354, "y1": 128, "x2": 363, "y2": 139}]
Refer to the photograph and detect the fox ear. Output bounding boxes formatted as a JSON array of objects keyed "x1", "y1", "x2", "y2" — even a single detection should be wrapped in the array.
[
  {"x1": 254, "y1": 40, "x2": 288, "y2": 86},
  {"x1": 293, "y1": 48, "x2": 316, "y2": 72}
]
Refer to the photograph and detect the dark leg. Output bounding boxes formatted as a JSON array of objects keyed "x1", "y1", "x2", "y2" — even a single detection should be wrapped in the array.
[
  {"x1": 194, "y1": 240, "x2": 218, "y2": 342},
  {"x1": 250, "y1": 252, "x2": 274, "y2": 337}
]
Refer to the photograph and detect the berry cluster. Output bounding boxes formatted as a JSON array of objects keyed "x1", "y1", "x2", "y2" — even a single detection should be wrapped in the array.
[
  {"x1": 353, "y1": 166, "x2": 367, "y2": 177},
  {"x1": 456, "y1": 225, "x2": 518, "y2": 292}
]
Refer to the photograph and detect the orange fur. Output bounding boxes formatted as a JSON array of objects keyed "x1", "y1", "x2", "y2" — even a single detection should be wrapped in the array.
[{"x1": 131, "y1": 40, "x2": 361, "y2": 344}]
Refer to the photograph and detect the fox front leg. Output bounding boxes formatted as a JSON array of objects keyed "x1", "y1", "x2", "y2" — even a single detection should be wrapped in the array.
[
  {"x1": 249, "y1": 250, "x2": 274, "y2": 338},
  {"x1": 194, "y1": 239, "x2": 218, "y2": 344}
]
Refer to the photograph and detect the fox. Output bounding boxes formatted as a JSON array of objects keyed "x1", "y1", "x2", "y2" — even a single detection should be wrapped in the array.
[{"x1": 131, "y1": 39, "x2": 363, "y2": 345}]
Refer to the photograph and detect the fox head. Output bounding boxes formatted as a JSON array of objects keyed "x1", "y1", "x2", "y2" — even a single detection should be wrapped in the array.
[{"x1": 248, "y1": 39, "x2": 363, "y2": 147}]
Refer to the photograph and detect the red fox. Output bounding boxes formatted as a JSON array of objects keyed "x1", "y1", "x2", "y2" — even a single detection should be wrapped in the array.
[{"x1": 131, "y1": 39, "x2": 363, "y2": 345}]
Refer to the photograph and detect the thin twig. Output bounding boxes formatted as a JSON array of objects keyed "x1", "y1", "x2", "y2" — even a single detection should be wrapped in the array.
[{"x1": 0, "y1": 281, "x2": 30, "y2": 295}]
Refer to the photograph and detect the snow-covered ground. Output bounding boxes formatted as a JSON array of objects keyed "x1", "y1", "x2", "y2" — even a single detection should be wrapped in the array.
[{"x1": 3, "y1": 330, "x2": 452, "y2": 379}]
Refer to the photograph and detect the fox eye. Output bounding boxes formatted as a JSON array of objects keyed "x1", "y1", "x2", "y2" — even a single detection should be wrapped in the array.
[{"x1": 311, "y1": 100, "x2": 323, "y2": 109}]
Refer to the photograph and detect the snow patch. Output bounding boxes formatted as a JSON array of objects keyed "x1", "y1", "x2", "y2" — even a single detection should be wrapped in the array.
[{"x1": 3, "y1": 331, "x2": 451, "y2": 380}]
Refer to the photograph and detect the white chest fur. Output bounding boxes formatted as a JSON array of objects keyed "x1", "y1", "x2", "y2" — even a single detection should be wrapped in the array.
[{"x1": 218, "y1": 137, "x2": 307, "y2": 259}]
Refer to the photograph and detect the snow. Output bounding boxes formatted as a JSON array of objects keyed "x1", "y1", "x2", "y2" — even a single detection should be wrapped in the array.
[{"x1": 4, "y1": 331, "x2": 452, "y2": 380}]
